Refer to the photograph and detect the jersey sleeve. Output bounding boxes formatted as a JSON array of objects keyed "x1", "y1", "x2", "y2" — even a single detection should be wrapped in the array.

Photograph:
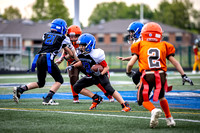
[
  {"x1": 62, "y1": 36, "x2": 71, "y2": 48},
  {"x1": 130, "y1": 41, "x2": 140, "y2": 56},
  {"x1": 90, "y1": 49, "x2": 105, "y2": 63},
  {"x1": 99, "y1": 60, "x2": 108, "y2": 67},
  {"x1": 165, "y1": 41, "x2": 175, "y2": 59}
]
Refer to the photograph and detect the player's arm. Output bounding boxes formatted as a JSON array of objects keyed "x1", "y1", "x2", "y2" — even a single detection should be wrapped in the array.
[
  {"x1": 99, "y1": 60, "x2": 109, "y2": 75},
  {"x1": 116, "y1": 56, "x2": 132, "y2": 61},
  {"x1": 65, "y1": 60, "x2": 83, "y2": 73},
  {"x1": 55, "y1": 50, "x2": 65, "y2": 65},
  {"x1": 168, "y1": 56, "x2": 184, "y2": 75},
  {"x1": 169, "y1": 56, "x2": 193, "y2": 85},
  {"x1": 63, "y1": 46, "x2": 73, "y2": 57},
  {"x1": 126, "y1": 55, "x2": 138, "y2": 73},
  {"x1": 71, "y1": 48, "x2": 80, "y2": 61},
  {"x1": 126, "y1": 55, "x2": 138, "y2": 78}
]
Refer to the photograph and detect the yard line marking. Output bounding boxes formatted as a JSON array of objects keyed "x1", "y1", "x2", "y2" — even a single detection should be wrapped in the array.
[{"x1": 0, "y1": 107, "x2": 200, "y2": 123}]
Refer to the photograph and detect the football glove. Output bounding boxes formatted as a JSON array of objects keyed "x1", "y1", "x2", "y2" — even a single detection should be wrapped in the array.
[
  {"x1": 126, "y1": 70, "x2": 136, "y2": 78},
  {"x1": 65, "y1": 65, "x2": 74, "y2": 73},
  {"x1": 182, "y1": 74, "x2": 194, "y2": 85},
  {"x1": 92, "y1": 68, "x2": 101, "y2": 76}
]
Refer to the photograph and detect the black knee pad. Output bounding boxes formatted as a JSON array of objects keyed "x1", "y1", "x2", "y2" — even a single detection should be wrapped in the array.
[
  {"x1": 57, "y1": 77, "x2": 64, "y2": 84},
  {"x1": 55, "y1": 76, "x2": 64, "y2": 84},
  {"x1": 73, "y1": 83, "x2": 82, "y2": 94},
  {"x1": 132, "y1": 70, "x2": 142, "y2": 85},
  {"x1": 37, "y1": 81, "x2": 45, "y2": 88},
  {"x1": 105, "y1": 88, "x2": 115, "y2": 96},
  {"x1": 70, "y1": 76, "x2": 78, "y2": 85},
  {"x1": 137, "y1": 100, "x2": 143, "y2": 106}
]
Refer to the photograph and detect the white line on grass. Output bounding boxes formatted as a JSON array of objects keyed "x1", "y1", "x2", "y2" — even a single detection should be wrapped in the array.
[{"x1": 0, "y1": 108, "x2": 200, "y2": 123}]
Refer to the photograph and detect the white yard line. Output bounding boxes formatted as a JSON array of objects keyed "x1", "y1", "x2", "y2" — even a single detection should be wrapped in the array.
[{"x1": 0, "y1": 107, "x2": 200, "y2": 123}]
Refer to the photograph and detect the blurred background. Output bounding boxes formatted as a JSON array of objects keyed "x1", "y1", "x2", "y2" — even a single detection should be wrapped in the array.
[{"x1": 0, "y1": 0, "x2": 200, "y2": 73}]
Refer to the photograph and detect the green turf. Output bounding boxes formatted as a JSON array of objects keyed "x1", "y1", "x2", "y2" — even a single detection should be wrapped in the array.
[{"x1": 0, "y1": 72, "x2": 200, "y2": 132}]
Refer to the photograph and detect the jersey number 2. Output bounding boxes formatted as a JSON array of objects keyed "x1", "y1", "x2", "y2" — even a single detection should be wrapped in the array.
[{"x1": 148, "y1": 48, "x2": 161, "y2": 68}]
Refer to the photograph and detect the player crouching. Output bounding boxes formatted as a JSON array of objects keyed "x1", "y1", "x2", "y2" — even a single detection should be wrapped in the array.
[{"x1": 66, "y1": 33, "x2": 131, "y2": 112}]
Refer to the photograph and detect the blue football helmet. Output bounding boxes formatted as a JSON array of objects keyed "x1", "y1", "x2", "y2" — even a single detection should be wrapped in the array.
[
  {"x1": 127, "y1": 22, "x2": 144, "y2": 39},
  {"x1": 50, "y1": 18, "x2": 67, "y2": 35},
  {"x1": 77, "y1": 33, "x2": 96, "y2": 53}
]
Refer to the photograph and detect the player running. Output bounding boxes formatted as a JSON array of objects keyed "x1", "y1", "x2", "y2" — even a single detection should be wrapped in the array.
[
  {"x1": 56, "y1": 25, "x2": 114, "y2": 103},
  {"x1": 66, "y1": 33, "x2": 131, "y2": 112},
  {"x1": 126, "y1": 22, "x2": 193, "y2": 128},
  {"x1": 13, "y1": 18, "x2": 78, "y2": 105}
]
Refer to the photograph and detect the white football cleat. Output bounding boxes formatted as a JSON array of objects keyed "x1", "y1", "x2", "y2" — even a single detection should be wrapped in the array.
[
  {"x1": 107, "y1": 95, "x2": 114, "y2": 102},
  {"x1": 192, "y1": 70, "x2": 196, "y2": 74},
  {"x1": 73, "y1": 99, "x2": 80, "y2": 103},
  {"x1": 13, "y1": 87, "x2": 21, "y2": 103},
  {"x1": 42, "y1": 97, "x2": 59, "y2": 105},
  {"x1": 150, "y1": 108, "x2": 162, "y2": 128},
  {"x1": 166, "y1": 117, "x2": 176, "y2": 127}
]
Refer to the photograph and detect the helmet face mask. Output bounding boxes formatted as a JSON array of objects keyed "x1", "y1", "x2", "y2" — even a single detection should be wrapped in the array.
[
  {"x1": 67, "y1": 25, "x2": 82, "y2": 37},
  {"x1": 50, "y1": 18, "x2": 67, "y2": 35},
  {"x1": 127, "y1": 22, "x2": 144, "y2": 44},
  {"x1": 77, "y1": 33, "x2": 96, "y2": 53},
  {"x1": 141, "y1": 22, "x2": 163, "y2": 42}
]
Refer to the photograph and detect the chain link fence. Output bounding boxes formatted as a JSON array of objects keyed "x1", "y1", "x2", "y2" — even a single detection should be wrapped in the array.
[{"x1": 0, "y1": 43, "x2": 195, "y2": 72}]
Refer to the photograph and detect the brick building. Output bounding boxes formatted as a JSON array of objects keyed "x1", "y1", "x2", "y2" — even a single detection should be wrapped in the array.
[{"x1": 0, "y1": 19, "x2": 196, "y2": 48}]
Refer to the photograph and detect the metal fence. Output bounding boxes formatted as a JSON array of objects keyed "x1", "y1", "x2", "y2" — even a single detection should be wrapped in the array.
[{"x1": 11, "y1": 44, "x2": 193, "y2": 71}]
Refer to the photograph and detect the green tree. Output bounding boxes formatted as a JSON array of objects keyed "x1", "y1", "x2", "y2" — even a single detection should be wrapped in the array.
[
  {"x1": 88, "y1": 2, "x2": 153, "y2": 26},
  {"x1": 128, "y1": 4, "x2": 153, "y2": 19},
  {"x1": 47, "y1": 0, "x2": 72, "y2": 25},
  {"x1": 153, "y1": 0, "x2": 192, "y2": 29},
  {"x1": 190, "y1": 8, "x2": 200, "y2": 33},
  {"x1": 2, "y1": 6, "x2": 21, "y2": 20},
  {"x1": 88, "y1": 2, "x2": 128, "y2": 25},
  {"x1": 31, "y1": 0, "x2": 48, "y2": 21},
  {"x1": 31, "y1": 0, "x2": 72, "y2": 26}
]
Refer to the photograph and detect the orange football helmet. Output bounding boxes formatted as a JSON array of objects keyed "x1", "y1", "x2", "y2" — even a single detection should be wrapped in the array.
[
  {"x1": 67, "y1": 25, "x2": 82, "y2": 36},
  {"x1": 141, "y1": 22, "x2": 163, "y2": 42}
]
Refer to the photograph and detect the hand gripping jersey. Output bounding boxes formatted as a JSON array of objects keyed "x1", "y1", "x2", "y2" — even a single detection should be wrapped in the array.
[
  {"x1": 63, "y1": 42, "x2": 78, "y2": 64},
  {"x1": 77, "y1": 48, "x2": 105, "y2": 74},
  {"x1": 131, "y1": 41, "x2": 175, "y2": 72}
]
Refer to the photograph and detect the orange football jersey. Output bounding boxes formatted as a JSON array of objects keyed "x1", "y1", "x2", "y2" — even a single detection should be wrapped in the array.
[{"x1": 131, "y1": 41, "x2": 175, "y2": 72}]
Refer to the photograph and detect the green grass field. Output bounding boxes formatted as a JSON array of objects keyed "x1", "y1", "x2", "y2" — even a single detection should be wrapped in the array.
[{"x1": 0, "y1": 72, "x2": 200, "y2": 133}]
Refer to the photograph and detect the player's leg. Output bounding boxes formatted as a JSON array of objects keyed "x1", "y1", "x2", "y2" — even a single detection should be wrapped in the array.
[
  {"x1": 159, "y1": 73, "x2": 175, "y2": 127},
  {"x1": 132, "y1": 69, "x2": 142, "y2": 87},
  {"x1": 97, "y1": 74, "x2": 131, "y2": 112},
  {"x1": 13, "y1": 55, "x2": 46, "y2": 103},
  {"x1": 192, "y1": 55, "x2": 198, "y2": 74},
  {"x1": 73, "y1": 76, "x2": 103, "y2": 110},
  {"x1": 42, "y1": 62, "x2": 63, "y2": 105},
  {"x1": 139, "y1": 74, "x2": 162, "y2": 128},
  {"x1": 197, "y1": 58, "x2": 200, "y2": 73},
  {"x1": 69, "y1": 67, "x2": 80, "y2": 103},
  {"x1": 96, "y1": 83, "x2": 114, "y2": 102}
]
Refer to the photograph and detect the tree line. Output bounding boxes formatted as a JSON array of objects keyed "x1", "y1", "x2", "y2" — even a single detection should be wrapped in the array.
[{"x1": 1, "y1": 0, "x2": 200, "y2": 33}]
